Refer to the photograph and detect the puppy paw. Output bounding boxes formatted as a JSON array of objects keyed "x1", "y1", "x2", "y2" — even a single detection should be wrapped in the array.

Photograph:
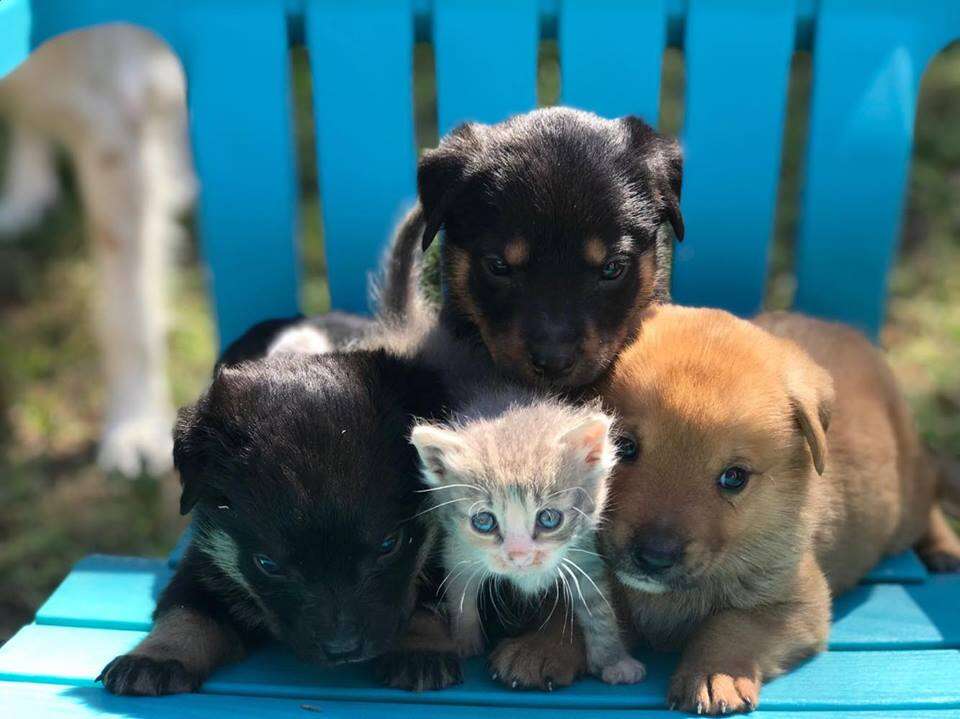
[
  {"x1": 598, "y1": 656, "x2": 646, "y2": 685},
  {"x1": 98, "y1": 654, "x2": 201, "y2": 696},
  {"x1": 98, "y1": 412, "x2": 174, "y2": 477},
  {"x1": 668, "y1": 670, "x2": 759, "y2": 715},
  {"x1": 453, "y1": 625, "x2": 485, "y2": 659},
  {"x1": 375, "y1": 650, "x2": 462, "y2": 692},
  {"x1": 489, "y1": 633, "x2": 586, "y2": 691},
  {"x1": 923, "y1": 550, "x2": 960, "y2": 574}
]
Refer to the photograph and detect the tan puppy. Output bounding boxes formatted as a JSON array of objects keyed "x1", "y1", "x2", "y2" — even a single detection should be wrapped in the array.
[{"x1": 589, "y1": 305, "x2": 960, "y2": 714}]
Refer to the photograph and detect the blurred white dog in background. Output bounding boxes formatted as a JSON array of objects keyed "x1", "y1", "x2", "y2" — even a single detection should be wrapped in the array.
[{"x1": 0, "y1": 25, "x2": 195, "y2": 476}]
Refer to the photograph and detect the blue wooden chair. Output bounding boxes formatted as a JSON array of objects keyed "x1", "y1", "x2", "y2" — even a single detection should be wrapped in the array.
[{"x1": 2, "y1": 1, "x2": 960, "y2": 716}]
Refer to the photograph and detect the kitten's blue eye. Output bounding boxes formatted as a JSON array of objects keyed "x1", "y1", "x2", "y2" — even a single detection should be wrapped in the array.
[
  {"x1": 253, "y1": 554, "x2": 283, "y2": 577},
  {"x1": 471, "y1": 511, "x2": 498, "y2": 534},
  {"x1": 536, "y1": 508, "x2": 563, "y2": 530},
  {"x1": 378, "y1": 532, "x2": 400, "y2": 556},
  {"x1": 717, "y1": 467, "x2": 749, "y2": 493}
]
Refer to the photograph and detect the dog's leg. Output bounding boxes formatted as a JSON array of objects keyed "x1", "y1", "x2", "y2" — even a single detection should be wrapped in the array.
[
  {"x1": 668, "y1": 555, "x2": 830, "y2": 715},
  {"x1": 916, "y1": 504, "x2": 960, "y2": 573},
  {"x1": 375, "y1": 608, "x2": 463, "y2": 691},
  {"x1": 0, "y1": 123, "x2": 60, "y2": 236},
  {"x1": 72, "y1": 120, "x2": 177, "y2": 477},
  {"x1": 488, "y1": 586, "x2": 587, "y2": 691}
]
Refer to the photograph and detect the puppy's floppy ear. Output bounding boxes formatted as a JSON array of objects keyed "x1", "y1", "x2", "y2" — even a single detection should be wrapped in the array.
[
  {"x1": 620, "y1": 115, "x2": 684, "y2": 242},
  {"x1": 418, "y1": 122, "x2": 483, "y2": 250},
  {"x1": 173, "y1": 402, "x2": 211, "y2": 515},
  {"x1": 409, "y1": 424, "x2": 468, "y2": 486},
  {"x1": 558, "y1": 411, "x2": 617, "y2": 481},
  {"x1": 786, "y1": 354, "x2": 835, "y2": 476}
]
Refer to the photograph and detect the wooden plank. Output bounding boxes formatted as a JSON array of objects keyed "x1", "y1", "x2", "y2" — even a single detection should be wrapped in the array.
[
  {"x1": 34, "y1": 556, "x2": 169, "y2": 631},
  {"x1": 671, "y1": 0, "x2": 796, "y2": 316},
  {"x1": 558, "y1": 0, "x2": 667, "y2": 123},
  {"x1": 6, "y1": 681, "x2": 960, "y2": 719},
  {"x1": 179, "y1": 1, "x2": 300, "y2": 349},
  {"x1": 434, "y1": 0, "x2": 539, "y2": 135},
  {"x1": 306, "y1": 0, "x2": 418, "y2": 314},
  {"x1": 2, "y1": 625, "x2": 959, "y2": 710}
]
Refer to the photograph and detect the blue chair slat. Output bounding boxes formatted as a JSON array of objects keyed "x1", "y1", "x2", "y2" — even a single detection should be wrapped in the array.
[
  {"x1": 8, "y1": 684, "x2": 960, "y2": 719},
  {"x1": 306, "y1": 0, "x2": 417, "y2": 314},
  {"x1": 792, "y1": 0, "x2": 960, "y2": 337},
  {"x1": 0, "y1": 0, "x2": 30, "y2": 78},
  {"x1": 166, "y1": 528, "x2": 193, "y2": 568},
  {"x1": 433, "y1": 0, "x2": 539, "y2": 135},
  {"x1": 180, "y1": 1, "x2": 300, "y2": 348},
  {"x1": 3, "y1": 624, "x2": 960, "y2": 711},
  {"x1": 558, "y1": 0, "x2": 667, "y2": 123},
  {"x1": 671, "y1": 0, "x2": 795, "y2": 315},
  {"x1": 831, "y1": 576, "x2": 960, "y2": 651},
  {"x1": 34, "y1": 556, "x2": 169, "y2": 631}
]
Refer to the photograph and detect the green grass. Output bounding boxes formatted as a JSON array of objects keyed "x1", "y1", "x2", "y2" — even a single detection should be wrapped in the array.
[{"x1": 1, "y1": 43, "x2": 959, "y2": 643}]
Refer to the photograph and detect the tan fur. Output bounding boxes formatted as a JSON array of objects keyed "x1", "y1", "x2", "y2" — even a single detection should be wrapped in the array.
[
  {"x1": 589, "y1": 306, "x2": 960, "y2": 714},
  {"x1": 504, "y1": 238, "x2": 529, "y2": 266},
  {"x1": 125, "y1": 608, "x2": 245, "y2": 693},
  {"x1": 584, "y1": 237, "x2": 607, "y2": 266}
]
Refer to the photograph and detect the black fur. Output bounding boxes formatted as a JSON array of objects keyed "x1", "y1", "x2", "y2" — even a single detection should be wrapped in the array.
[
  {"x1": 100, "y1": 319, "x2": 451, "y2": 694},
  {"x1": 418, "y1": 107, "x2": 683, "y2": 390}
]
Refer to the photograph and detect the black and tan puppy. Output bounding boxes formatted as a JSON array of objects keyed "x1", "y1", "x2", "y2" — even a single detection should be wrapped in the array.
[
  {"x1": 98, "y1": 320, "x2": 453, "y2": 695},
  {"x1": 417, "y1": 107, "x2": 683, "y2": 390}
]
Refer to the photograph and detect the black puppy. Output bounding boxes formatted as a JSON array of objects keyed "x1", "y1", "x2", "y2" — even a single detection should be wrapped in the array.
[
  {"x1": 98, "y1": 320, "x2": 453, "y2": 695},
  {"x1": 418, "y1": 107, "x2": 683, "y2": 390}
]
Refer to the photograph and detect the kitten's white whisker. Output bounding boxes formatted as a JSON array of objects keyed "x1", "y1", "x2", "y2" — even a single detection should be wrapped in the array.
[
  {"x1": 538, "y1": 577, "x2": 561, "y2": 631},
  {"x1": 562, "y1": 557, "x2": 614, "y2": 615},
  {"x1": 416, "y1": 483, "x2": 484, "y2": 494},
  {"x1": 412, "y1": 496, "x2": 473, "y2": 519},
  {"x1": 437, "y1": 560, "x2": 478, "y2": 598},
  {"x1": 459, "y1": 565, "x2": 485, "y2": 615},
  {"x1": 561, "y1": 563, "x2": 593, "y2": 618},
  {"x1": 570, "y1": 506, "x2": 593, "y2": 523},
  {"x1": 567, "y1": 547, "x2": 604, "y2": 559},
  {"x1": 545, "y1": 486, "x2": 595, "y2": 509}
]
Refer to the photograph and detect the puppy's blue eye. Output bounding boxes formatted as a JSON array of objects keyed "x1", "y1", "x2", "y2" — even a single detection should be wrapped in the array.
[
  {"x1": 484, "y1": 256, "x2": 511, "y2": 277},
  {"x1": 616, "y1": 434, "x2": 639, "y2": 462},
  {"x1": 536, "y1": 508, "x2": 563, "y2": 530},
  {"x1": 253, "y1": 553, "x2": 283, "y2": 577},
  {"x1": 471, "y1": 511, "x2": 498, "y2": 534},
  {"x1": 378, "y1": 532, "x2": 400, "y2": 556},
  {"x1": 717, "y1": 467, "x2": 750, "y2": 492},
  {"x1": 601, "y1": 258, "x2": 627, "y2": 281}
]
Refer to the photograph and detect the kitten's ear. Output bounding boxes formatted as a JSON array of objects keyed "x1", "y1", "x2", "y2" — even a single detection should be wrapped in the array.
[
  {"x1": 558, "y1": 413, "x2": 616, "y2": 477},
  {"x1": 410, "y1": 424, "x2": 467, "y2": 486}
]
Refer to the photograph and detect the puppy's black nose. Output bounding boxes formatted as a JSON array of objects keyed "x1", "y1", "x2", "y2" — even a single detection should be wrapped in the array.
[
  {"x1": 633, "y1": 534, "x2": 685, "y2": 573},
  {"x1": 529, "y1": 346, "x2": 576, "y2": 377},
  {"x1": 320, "y1": 636, "x2": 362, "y2": 662}
]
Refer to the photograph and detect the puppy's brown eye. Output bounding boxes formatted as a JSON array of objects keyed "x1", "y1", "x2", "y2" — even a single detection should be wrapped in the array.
[
  {"x1": 601, "y1": 258, "x2": 627, "y2": 281},
  {"x1": 616, "y1": 434, "x2": 639, "y2": 462},
  {"x1": 717, "y1": 467, "x2": 750, "y2": 493},
  {"x1": 484, "y1": 255, "x2": 511, "y2": 277}
]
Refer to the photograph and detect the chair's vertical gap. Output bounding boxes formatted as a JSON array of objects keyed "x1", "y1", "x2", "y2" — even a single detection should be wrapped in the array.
[
  {"x1": 885, "y1": 43, "x2": 960, "y2": 452},
  {"x1": 658, "y1": 47, "x2": 685, "y2": 136},
  {"x1": 415, "y1": 41, "x2": 439, "y2": 151},
  {"x1": 766, "y1": 51, "x2": 813, "y2": 312},
  {"x1": 538, "y1": 39, "x2": 561, "y2": 107},
  {"x1": 290, "y1": 46, "x2": 330, "y2": 316}
]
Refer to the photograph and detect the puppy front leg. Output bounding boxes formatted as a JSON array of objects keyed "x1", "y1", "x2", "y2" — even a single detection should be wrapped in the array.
[
  {"x1": 376, "y1": 608, "x2": 463, "y2": 691},
  {"x1": 445, "y1": 569, "x2": 485, "y2": 658},
  {"x1": 98, "y1": 607, "x2": 245, "y2": 695},
  {"x1": 669, "y1": 556, "x2": 830, "y2": 715}
]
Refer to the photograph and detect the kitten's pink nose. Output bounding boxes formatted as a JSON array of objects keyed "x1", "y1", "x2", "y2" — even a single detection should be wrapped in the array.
[{"x1": 506, "y1": 549, "x2": 533, "y2": 566}]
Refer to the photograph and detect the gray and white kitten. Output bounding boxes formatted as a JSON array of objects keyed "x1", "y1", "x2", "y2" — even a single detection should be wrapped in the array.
[{"x1": 410, "y1": 396, "x2": 646, "y2": 685}]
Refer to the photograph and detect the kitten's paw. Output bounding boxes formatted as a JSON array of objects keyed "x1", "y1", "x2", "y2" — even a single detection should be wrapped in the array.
[
  {"x1": 598, "y1": 656, "x2": 646, "y2": 685},
  {"x1": 98, "y1": 654, "x2": 201, "y2": 696},
  {"x1": 668, "y1": 669, "x2": 760, "y2": 715},
  {"x1": 375, "y1": 650, "x2": 463, "y2": 692},
  {"x1": 489, "y1": 633, "x2": 586, "y2": 691}
]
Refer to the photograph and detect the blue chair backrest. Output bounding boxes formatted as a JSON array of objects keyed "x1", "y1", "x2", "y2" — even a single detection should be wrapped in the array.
[{"x1": 4, "y1": 0, "x2": 960, "y2": 346}]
